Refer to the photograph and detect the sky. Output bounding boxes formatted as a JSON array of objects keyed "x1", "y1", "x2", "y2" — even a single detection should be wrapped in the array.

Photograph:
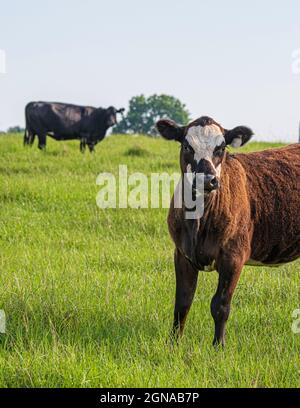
[{"x1": 1, "y1": 0, "x2": 300, "y2": 141}]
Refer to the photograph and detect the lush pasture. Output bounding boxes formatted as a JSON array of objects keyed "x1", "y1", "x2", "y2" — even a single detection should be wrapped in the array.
[{"x1": 0, "y1": 134, "x2": 299, "y2": 388}]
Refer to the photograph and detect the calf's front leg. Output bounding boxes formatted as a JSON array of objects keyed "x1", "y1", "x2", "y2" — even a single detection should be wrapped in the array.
[
  {"x1": 210, "y1": 256, "x2": 244, "y2": 347},
  {"x1": 172, "y1": 249, "x2": 199, "y2": 341}
]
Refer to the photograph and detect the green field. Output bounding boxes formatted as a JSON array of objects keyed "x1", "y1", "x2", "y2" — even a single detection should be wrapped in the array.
[{"x1": 0, "y1": 134, "x2": 299, "y2": 388}]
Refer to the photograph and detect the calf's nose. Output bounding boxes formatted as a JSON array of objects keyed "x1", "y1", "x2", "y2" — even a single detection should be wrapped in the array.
[{"x1": 204, "y1": 175, "x2": 219, "y2": 191}]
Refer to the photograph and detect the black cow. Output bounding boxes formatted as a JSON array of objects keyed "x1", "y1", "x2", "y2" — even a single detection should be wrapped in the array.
[{"x1": 24, "y1": 102, "x2": 125, "y2": 152}]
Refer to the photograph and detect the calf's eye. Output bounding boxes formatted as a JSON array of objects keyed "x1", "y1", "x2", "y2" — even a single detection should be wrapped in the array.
[
  {"x1": 214, "y1": 145, "x2": 226, "y2": 157},
  {"x1": 183, "y1": 144, "x2": 192, "y2": 153}
]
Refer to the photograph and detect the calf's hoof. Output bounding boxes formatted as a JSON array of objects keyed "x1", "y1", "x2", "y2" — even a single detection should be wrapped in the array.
[{"x1": 213, "y1": 337, "x2": 225, "y2": 349}]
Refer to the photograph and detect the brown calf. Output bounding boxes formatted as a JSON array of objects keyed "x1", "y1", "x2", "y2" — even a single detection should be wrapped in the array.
[{"x1": 156, "y1": 116, "x2": 300, "y2": 347}]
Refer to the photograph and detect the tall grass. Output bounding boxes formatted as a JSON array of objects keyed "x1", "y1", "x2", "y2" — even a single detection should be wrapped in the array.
[{"x1": 0, "y1": 134, "x2": 299, "y2": 387}]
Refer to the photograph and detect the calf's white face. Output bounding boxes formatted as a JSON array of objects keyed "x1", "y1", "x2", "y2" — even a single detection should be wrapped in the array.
[
  {"x1": 156, "y1": 115, "x2": 254, "y2": 194},
  {"x1": 185, "y1": 124, "x2": 226, "y2": 183},
  {"x1": 186, "y1": 124, "x2": 225, "y2": 162}
]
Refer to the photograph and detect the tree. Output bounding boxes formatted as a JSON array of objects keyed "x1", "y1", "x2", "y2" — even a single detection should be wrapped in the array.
[
  {"x1": 7, "y1": 126, "x2": 25, "y2": 134},
  {"x1": 113, "y1": 94, "x2": 190, "y2": 135}
]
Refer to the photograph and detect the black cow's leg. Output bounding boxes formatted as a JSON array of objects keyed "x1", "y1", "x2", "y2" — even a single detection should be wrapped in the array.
[
  {"x1": 172, "y1": 249, "x2": 199, "y2": 341},
  {"x1": 88, "y1": 143, "x2": 95, "y2": 153},
  {"x1": 211, "y1": 257, "x2": 243, "y2": 348},
  {"x1": 24, "y1": 131, "x2": 35, "y2": 147},
  {"x1": 23, "y1": 130, "x2": 29, "y2": 146},
  {"x1": 29, "y1": 133, "x2": 35, "y2": 146},
  {"x1": 38, "y1": 133, "x2": 47, "y2": 150},
  {"x1": 80, "y1": 139, "x2": 86, "y2": 153}
]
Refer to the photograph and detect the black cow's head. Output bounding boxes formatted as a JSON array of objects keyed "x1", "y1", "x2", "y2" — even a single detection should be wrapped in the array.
[
  {"x1": 156, "y1": 116, "x2": 253, "y2": 194},
  {"x1": 105, "y1": 107, "x2": 125, "y2": 128}
]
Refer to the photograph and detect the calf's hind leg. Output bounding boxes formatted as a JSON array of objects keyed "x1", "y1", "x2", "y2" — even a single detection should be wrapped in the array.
[{"x1": 172, "y1": 249, "x2": 199, "y2": 341}]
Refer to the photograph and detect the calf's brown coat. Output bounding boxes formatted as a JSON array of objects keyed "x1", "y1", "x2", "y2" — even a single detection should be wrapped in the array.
[{"x1": 158, "y1": 118, "x2": 300, "y2": 346}]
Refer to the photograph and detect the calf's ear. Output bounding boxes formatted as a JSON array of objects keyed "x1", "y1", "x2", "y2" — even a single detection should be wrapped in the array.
[
  {"x1": 156, "y1": 119, "x2": 185, "y2": 142},
  {"x1": 224, "y1": 126, "x2": 254, "y2": 147}
]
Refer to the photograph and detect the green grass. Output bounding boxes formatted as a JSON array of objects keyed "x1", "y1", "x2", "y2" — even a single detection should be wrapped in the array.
[{"x1": 0, "y1": 133, "x2": 299, "y2": 388}]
